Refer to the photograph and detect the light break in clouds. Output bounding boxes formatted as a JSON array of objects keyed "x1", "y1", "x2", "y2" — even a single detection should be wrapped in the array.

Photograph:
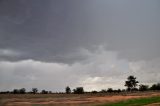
[{"x1": 0, "y1": 46, "x2": 160, "y2": 91}]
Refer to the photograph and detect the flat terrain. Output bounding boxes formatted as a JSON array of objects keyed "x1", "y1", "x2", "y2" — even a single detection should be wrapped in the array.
[
  {"x1": 99, "y1": 96, "x2": 160, "y2": 106},
  {"x1": 0, "y1": 91, "x2": 160, "y2": 106}
]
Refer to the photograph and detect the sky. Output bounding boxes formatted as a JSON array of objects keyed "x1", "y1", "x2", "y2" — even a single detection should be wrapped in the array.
[{"x1": 0, "y1": 0, "x2": 160, "y2": 92}]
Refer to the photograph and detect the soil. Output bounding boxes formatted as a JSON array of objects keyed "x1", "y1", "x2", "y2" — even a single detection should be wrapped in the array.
[{"x1": 3, "y1": 92, "x2": 160, "y2": 106}]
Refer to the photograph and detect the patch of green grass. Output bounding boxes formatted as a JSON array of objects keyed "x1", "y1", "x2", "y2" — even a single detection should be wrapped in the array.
[{"x1": 98, "y1": 96, "x2": 160, "y2": 106}]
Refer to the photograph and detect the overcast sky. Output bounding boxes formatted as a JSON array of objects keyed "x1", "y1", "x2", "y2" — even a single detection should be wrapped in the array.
[{"x1": 0, "y1": 0, "x2": 160, "y2": 92}]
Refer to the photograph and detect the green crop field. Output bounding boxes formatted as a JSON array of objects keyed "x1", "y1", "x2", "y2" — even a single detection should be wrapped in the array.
[{"x1": 98, "y1": 96, "x2": 160, "y2": 106}]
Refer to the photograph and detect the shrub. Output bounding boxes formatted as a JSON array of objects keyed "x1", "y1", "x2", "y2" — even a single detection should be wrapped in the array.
[{"x1": 73, "y1": 87, "x2": 84, "y2": 94}]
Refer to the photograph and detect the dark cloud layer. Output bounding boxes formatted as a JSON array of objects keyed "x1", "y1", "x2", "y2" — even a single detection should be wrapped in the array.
[{"x1": 0, "y1": 0, "x2": 159, "y2": 63}]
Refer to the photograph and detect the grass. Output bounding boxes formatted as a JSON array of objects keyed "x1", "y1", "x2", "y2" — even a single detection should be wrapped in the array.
[{"x1": 98, "y1": 96, "x2": 160, "y2": 106}]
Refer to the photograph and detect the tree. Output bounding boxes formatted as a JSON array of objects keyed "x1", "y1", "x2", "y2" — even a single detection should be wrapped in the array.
[
  {"x1": 32, "y1": 88, "x2": 38, "y2": 94},
  {"x1": 41, "y1": 90, "x2": 48, "y2": 94},
  {"x1": 19, "y1": 88, "x2": 26, "y2": 94},
  {"x1": 73, "y1": 87, "x2": 84, "y2": 94},
  {"x1": 150, "y1": 83, "x2": 160, "y2": 90},
  {"x1": 113, "y1": 89, "x2": 122, "y2": 93},
  {"x1": 100, "y1": 89, "x2": 107, "y2": 93},
  {"x1": 139, "y1": 84, "x2": 149, "y2": 91},
  {"x1": 91, "y1": 90, "x2": 98, "y2": 94},
  {"x1": 13, "y1": 89, "x2": 19, "y2": 94},
  {"x1": 48, "y1": 91, "x2": 52, "y2": 94},
  {"x1": 156, "y1": 83, "x2": 160, "y2": 90},
  {"x1": 107, "y1": 88, "x2": 113, "y2": 93},
  {"x1": 65, "y1": 86, "x2": 71, "y2": 94},
  {"x1": 125, "y1": 75, "x2": 139, "y2": 91},
  {"x1": 117, "y1": 89, "x2": 121, "y2": 93}
]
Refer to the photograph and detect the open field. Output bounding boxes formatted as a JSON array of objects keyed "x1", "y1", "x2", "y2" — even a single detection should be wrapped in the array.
[
  {"x1": 98, "y1": 96, "x2": 160, "y2": 106},
  {"x1": 0, "y1": 92, "x2": 160, "y2": 106}
]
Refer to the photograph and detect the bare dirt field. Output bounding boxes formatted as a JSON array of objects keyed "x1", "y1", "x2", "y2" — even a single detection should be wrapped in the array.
[{"x1": 0, "y1": 91, "x2": 160, "y2": 106}]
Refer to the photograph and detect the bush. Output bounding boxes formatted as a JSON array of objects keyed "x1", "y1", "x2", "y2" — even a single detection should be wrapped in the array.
[
  {"x1": 107, "y1": 88, "x2": 113, "y2": 93},
  {"x1": 41, "y1": 90, "x2": 48, "y2": 94},
  {"x1": 65, "y1": 86, "x2": 71, "y2": 94},
  {"x1": 13, "y1": 89, "x2": 19, "y2": 94},
  {"x1": 91, "y1": 90, "x2": 98, "y2": 94},
  {"x1": 32, "y1": 88, "x2": 38, "y2": 94},
  {"x1": 19, "y1": 88, "x2": 26, "y2": 94},
  {"x1": 150, "y1": 83, "x2": 160, "y2": 90},
  {"x1": 100, "y1": 89, "x2": 107, "y2": 93},
  {"x1": 139, "y1": 84, "x2": 149, "y2": 91},
  {"x1": 73, "y1": 87, "x2": 84, "y2": 94}
]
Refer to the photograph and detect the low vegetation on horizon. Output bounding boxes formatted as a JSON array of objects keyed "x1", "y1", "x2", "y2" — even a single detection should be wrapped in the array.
[
  {"x1": 1, "y1": 75, "x2": 160, "y2": 94},
  {"x1": 1, "y1": 75, "x2": 160, "y2": 106}
]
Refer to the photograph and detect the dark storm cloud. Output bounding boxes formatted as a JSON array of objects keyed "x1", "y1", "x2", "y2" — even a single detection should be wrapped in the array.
[
  {"x1": 0, "y1": 0, "x2": 96, "y2": 63},
  {"x1": 0, "y1": 0, "x2": 160, "y2": 63}
]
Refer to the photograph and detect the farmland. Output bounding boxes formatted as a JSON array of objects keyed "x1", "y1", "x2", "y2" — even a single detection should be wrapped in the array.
[{"x1": 0, "y1": 91, "x2": 160, "y2": 106}]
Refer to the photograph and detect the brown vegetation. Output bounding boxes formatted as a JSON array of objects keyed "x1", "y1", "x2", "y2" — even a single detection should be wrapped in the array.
[{"x1": 0, "y1": 91, "x2": 160, "y2": 106}]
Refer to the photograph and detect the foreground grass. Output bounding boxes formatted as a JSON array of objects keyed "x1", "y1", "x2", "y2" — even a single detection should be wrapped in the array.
[{"x1": 98, "y1": 96, "x2": 160, "y2": 106}]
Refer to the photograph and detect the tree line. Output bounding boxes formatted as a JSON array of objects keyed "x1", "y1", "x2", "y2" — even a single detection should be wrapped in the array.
[
  {"x1": 124, "y1": 75, "x2": 160, "y2": 91},
  {"x1": 0, "y1": 75, "x2": 160, "y2": 94}
]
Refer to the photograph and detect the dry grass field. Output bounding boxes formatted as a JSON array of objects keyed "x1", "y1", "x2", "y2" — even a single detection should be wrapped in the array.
[{"x1": 0, "y1": 91, "x2": 160, "y2": 106}]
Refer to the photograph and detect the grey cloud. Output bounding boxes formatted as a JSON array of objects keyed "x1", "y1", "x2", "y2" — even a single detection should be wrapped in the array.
[
  {"x1": 129, "y1": 58, "x2": 160, "y2": 84},
  {"x1": 0, "y1": 47, "x2": 160, "y2": 91},
  {"x1": 0, "y1": 47, "x2": 120, "y2": 91},
  {"x1": 0, "y1": 0, "x2": 32, "y2": 24},
  {"x1": 0, "y1": 49, "x2": 21, "y2": 56},
  {"x1": 0, "y1": 0, "x2": 159, "y2": 63}
]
